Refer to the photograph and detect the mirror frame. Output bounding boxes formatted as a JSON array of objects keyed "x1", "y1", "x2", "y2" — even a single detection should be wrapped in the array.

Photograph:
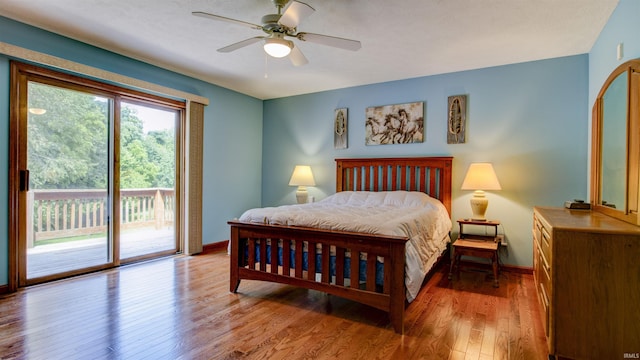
[{"x1": 591, "y1": 59, "x2": 640, "y2": 225}]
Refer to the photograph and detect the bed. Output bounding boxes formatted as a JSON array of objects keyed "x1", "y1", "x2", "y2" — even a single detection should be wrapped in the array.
[{"x1": 228, "y1": 156, "x2": 453, "y2": 334}]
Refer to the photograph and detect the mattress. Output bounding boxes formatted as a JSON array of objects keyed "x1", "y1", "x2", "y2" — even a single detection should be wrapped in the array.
[{"x1": 238, "y1": 191, "x2": 452, "y2": 302}]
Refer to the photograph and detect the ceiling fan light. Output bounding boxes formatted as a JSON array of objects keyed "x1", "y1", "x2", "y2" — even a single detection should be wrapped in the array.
[{"x1": 264, "y1": 38, "x2": 292, "y2": 58}]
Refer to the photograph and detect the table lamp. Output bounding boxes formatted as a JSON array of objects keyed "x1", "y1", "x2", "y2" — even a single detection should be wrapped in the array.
[
  {"x1": 288, "y1": 165, "x2": 316, "y2": 204},
  {"x1": 461, "y1": 163, "x2": 501, "y2": 220}
]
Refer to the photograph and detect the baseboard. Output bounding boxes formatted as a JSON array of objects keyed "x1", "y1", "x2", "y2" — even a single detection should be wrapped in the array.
[
  {"x1": 0, "y1": 284, "x2": 9, "y2": 295},
  {"x1": 500, "y1": 264, "x2": 533, "y2": 274},
  {"x1": 199, "y1": 241, "x2": 229, "y2": 255}
]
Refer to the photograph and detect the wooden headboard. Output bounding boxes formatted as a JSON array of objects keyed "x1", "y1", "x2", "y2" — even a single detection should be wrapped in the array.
[{"x1": 336, "y1": 157, "x2": 453, "y2": 215}]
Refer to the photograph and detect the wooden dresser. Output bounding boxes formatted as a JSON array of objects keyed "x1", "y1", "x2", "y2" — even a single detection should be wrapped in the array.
[{"x1": 533, "y1": 207, "x2": 640, "y2": 359}]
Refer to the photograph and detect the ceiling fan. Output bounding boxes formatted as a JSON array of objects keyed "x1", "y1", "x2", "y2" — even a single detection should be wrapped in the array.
[{"x1": 193, "y1": 0, "x2": 362, "y2": 66}]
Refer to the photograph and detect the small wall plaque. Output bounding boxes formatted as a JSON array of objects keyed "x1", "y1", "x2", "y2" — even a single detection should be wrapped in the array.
[
  {"x1": 334, "y1": 108, "x2": 348, "y2": 149},
  {"x1": 447, "y1": 95, "x2": 466, "y2": 144}
]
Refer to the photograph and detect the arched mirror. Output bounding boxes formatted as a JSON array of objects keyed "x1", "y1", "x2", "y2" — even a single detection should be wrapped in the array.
[{"x1": 591, "y1": 59, "x2": 640, "y2": 225}]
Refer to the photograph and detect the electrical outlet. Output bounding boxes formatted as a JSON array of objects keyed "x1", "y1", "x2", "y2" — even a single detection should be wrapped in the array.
[{"x1": 497, "y1": 235, "x2": 507, "y2": 247}]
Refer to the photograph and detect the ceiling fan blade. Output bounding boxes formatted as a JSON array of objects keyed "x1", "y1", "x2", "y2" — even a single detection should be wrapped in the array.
[
  {"x1": 192, "y1": 11, "x2": 263, "y2": 30},
  {"x1": 218, "y1": 37, "x2": 265, "y2": 53},
  {"x1": 278, "y1": 1, "x2": 315, "y2": 29},
  {"x1": 297, "y1": 32, "x2": 361, "y2": 51},
  {"x1": 289, "y1": 45, "x2": 308, "y2": 67}
]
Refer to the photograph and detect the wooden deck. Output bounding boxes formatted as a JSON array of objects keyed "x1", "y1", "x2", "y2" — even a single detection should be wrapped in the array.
[
  {"x1": 1, "y1": 251, "x2": 549, "y2": 359},
  {"x1": 27, "y1": 227, "x2": 175, "y2": 279}
]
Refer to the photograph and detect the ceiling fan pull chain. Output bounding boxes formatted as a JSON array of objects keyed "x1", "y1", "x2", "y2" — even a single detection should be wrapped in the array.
[{"x1": 264, "y1": 53, "x2": 269, "y2": 79}]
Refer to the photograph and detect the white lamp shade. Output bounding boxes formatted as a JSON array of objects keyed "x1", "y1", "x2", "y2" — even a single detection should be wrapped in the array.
[
  {"x1": 264, "y1": 38, "x2": 292, "y2": 58},
  {"x1": 288, "y1": 165, "x2": 316, "y2": 186},
  {"x1": 461, "y1": 163, "x2": 501, "y2": 220},
  {"x1": 461, "y1": 163, "x2": 501, "y2": 191}
]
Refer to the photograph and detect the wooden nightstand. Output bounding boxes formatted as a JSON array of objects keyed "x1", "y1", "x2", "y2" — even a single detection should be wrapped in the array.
[{"x1": 448, "y1": 219, "x2": 501, "y2": 287}]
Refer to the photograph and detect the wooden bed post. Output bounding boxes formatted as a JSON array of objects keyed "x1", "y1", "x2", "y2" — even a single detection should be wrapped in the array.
[
  {"x1": 230, "y1": 226, "x2": 240, "y2": 293},
  {"x1": 389, "y1": 242, "x2": 406, "y2": 334}
]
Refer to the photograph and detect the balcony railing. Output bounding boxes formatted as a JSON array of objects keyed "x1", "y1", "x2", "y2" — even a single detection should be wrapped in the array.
[{"x1": 26, "y1": 188, "x2": 175, "y2": 247}]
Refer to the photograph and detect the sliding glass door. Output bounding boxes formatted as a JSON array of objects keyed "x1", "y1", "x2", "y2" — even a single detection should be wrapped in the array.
[
  {"x1": 119, "y1": 101, "x2": 178, "y2": 261},
  {"x1": 25, "y1": 81, "x2": 113, "y2": 279},
  {"x1": 11, "y1": 62, "x2": 184, "y2": 286}
]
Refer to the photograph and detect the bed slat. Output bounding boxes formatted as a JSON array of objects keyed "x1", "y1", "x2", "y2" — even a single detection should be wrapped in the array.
[
  {"x1": 336, "y1": 247, "x2": 345, "y2": 286},
  {"x1": 295, "y1": 240, "x2": 303, "y2": 278},
  {"x1": 391, "y1": 165, "x2": 398, "y2": 190},
  {"x1": 350, "y1": 250, "x2": 360, "y2": 289},
  {"x1": 282, "y1": 239, "x2": 291, "y2": 276},
  {"x1": 270, "y1": 239, "x2": 278, "y2": 274},
  {"x1": 308, "y1": 241, "x2": 316, "y2": 281},
  {"x1": 409, "y1": 166, "x2": 416, "y2": 191},
  {"x1": 382, "y1": 166, "x2": 388, "y2": 191},
  {"x1": 248, "y1": 238, "x2": 256, "y2": 270},
  {"x1": 321, "y1": 245, "x2": 330, "y2": 283},
  {"x1": 366, "y1": 254, "x2": 377, "y2": 292},
  {"x1": 429, "y1": 168, "x2": 437, "y2": 199},
  {"x1": 400, "y1": 166, "x2": 407, "y2": 190},
  {"x1": 259, "y1": 239, "x2": 267, "y2": 272}
]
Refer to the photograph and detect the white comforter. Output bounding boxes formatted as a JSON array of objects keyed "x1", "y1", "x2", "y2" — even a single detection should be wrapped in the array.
[{"x1": 238, "y1": 191, "x2": 452, "y2": 302}]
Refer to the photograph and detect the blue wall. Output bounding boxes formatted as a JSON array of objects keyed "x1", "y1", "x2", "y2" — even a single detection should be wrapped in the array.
[
  {"x1": 0, "y1": 16, "x2": 264, "y2": 286},
  {"x1": 262, "y1": 55, "x2": 589, "y2": 267}
]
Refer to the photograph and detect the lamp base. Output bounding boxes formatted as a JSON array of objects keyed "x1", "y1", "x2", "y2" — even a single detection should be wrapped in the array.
[
  {"x1": 295, "y1": 186, "x2": 308, "y2": 204},
  {"x1": 469, "y1": 190, "x2": 489, "y2": 221}
]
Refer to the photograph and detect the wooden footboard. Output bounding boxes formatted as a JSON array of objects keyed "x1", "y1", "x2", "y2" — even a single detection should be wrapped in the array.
[{"x1": 228, "y1": 221, "x2": 409, "y2": 334}]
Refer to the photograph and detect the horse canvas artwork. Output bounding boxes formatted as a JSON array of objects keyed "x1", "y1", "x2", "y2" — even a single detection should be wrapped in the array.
[{"x1": 365, "y1": 102, "x2": 424, "y2": 145}]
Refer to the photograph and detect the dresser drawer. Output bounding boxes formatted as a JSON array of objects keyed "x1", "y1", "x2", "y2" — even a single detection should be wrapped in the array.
[
  {"x1": 534, "y1": 212, "x2": 552, "y2": 261},
  {"x1": 533, "y1": 214, "x2": 543, "y2": 246},
  {"x1": 534, "y1": 237, "x2": 551, "y2": 298},
  {"x1": 539, "y1": 225, "x2": 552, "y2": 262},
  {"x1": 538, "y1": 246, "x2": 551, "y2": 298},
  {"x1": 538, "y1": 280, "x2": 550, "y2": 337}
]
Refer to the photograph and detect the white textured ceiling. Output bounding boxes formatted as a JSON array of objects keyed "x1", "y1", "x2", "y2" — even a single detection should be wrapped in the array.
[{"x1": 0, "y1": 0, "x2": 618, "y2": 100}]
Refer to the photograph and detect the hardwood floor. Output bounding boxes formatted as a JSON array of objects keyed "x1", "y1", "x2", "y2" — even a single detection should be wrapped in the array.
[{"x1": 0, "y1": 251, "x2": 548, "y2": 359}]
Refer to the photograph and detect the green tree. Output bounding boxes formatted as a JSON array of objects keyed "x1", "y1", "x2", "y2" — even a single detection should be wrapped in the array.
[
  {"x1": 28, "y1": 82, "x2": 108, "y2": 189},
  {"x1": 145, "y1": 129, "x2": 175, "y2": 188},
  {"x1": 27, "y1": 81, "x2": 175, "y2": 190},
  {"x1": 119, "y1": 105, "x2": 159, "y2": 189}
]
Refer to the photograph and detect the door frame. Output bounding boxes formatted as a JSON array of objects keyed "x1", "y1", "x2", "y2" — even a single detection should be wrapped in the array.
[{"x1": 8, "y1": 61, "x2": 186, "y2": 288}]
